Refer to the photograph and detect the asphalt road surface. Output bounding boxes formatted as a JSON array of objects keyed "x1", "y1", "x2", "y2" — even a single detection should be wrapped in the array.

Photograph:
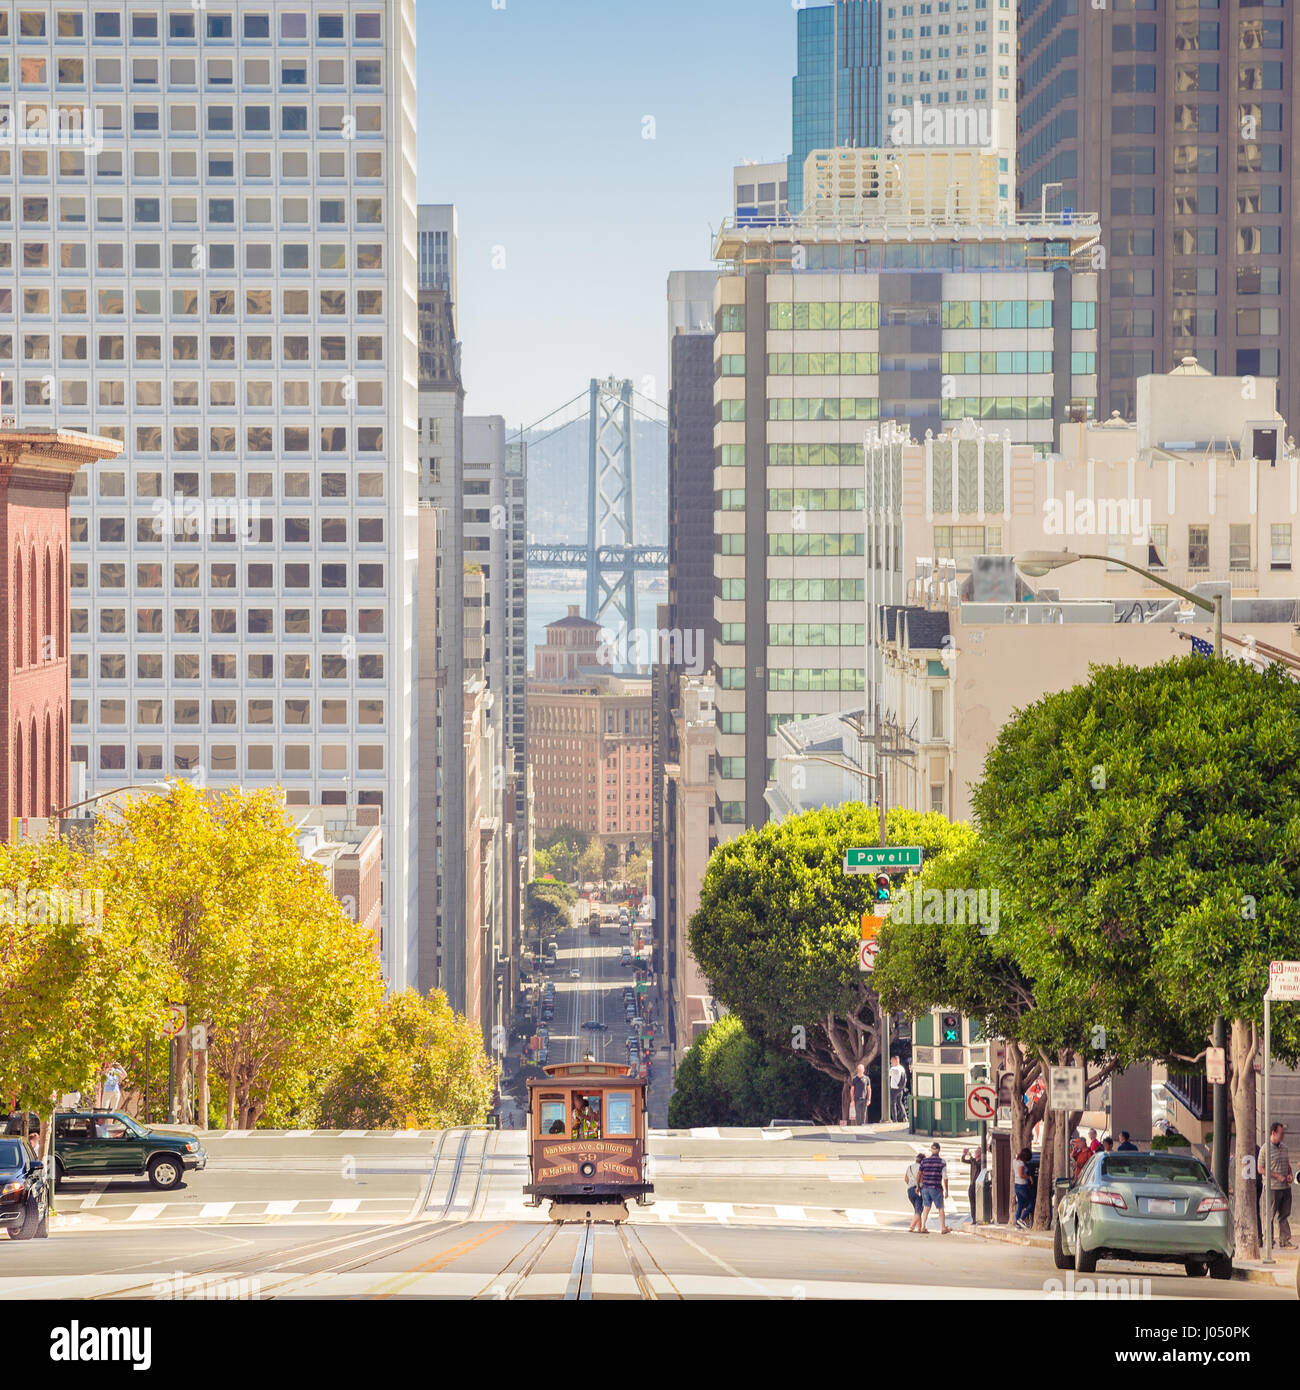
[{"x1": 6, "y1": 1127, "x2": 1291, "y2": 1301}]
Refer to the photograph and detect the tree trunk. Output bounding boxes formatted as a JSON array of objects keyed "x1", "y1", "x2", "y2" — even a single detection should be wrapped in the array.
[
  {"x1": 194, "y1": 1042, "x2": 209, "y2": 1131},
  {"x1": 1230, "y1": 1016, "x2": 1259, "y2": 1262},
  {"x1": 1033, "y1": 1108, "x2": 1058, "y2": 1230},
  {"x1": 224, "y1": 1044, "x2": 238, "y2": 1129}
]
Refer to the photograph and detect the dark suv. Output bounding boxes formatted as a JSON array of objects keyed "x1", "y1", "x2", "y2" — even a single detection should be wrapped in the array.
[
  {"x1": 0, "y1": 1136, "x2": 49, "y2": 1239},
  {"x1": 52, "y1": 1111, "x2": 207, "y2": 1190}
]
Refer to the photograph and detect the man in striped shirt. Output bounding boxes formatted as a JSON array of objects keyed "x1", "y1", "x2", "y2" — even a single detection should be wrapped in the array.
[{"x1": 917, "y1": 1143, "x2": 950, "y2": 1234}]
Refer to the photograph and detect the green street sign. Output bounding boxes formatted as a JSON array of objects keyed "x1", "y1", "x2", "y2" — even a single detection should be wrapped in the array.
[{"x1": 843, "y1": 846, "x2": 923, "y2": 873}]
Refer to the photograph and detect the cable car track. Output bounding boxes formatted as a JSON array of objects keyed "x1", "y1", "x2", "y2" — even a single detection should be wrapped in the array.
[{"x1": 87, "y1": 1127, "x2": 494, "y2": 1301}]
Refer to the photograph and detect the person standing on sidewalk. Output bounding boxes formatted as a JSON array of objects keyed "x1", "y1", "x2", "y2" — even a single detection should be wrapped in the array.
[
  {"x1": 1013, "y1": 1147, "x2": 1034, "y2": 1229},
  {"x1": 917, "y1": 1142, "x2": 950, "y2": 1234},
  {"x1": 961, "y1": 1142, "x2": 984, "y2": 1225},
  {"x1": 889, "y1": 1055, "x2": 908, "y2": 1123},
  {"x1": 1261, "y1": 1121, "x2": 1295, "y2": 1248},
  {"x1": 847, "y1": 1063, "x2": 871, "y2": 1126}
]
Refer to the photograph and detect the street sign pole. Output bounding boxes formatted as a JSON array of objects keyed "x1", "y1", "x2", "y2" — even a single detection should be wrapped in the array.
[
  {"x1": 882, "y1": 1011, "x2": 890, "y2": 1125},
  {"x1": 1263, "y1": 994, "x2": 1272, "y2": 1265}
]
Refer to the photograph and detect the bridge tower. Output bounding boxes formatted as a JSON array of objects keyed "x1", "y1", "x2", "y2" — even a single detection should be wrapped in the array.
[{"x1": 585, "y1": 377, "x2": 638, "y2": 637}]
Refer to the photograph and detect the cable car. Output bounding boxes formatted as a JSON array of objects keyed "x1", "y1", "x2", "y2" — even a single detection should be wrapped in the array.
[{"x1": 523, "y1": 1061, "x2": 653, "y2": 1223}]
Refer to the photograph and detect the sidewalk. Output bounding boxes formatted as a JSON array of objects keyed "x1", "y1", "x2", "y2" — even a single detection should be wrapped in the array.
[{"x1": 960, "y1": 1217, "x2": 1298, "y2": 1287}]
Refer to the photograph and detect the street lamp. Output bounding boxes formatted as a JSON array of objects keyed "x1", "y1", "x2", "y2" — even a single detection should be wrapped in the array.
[
  {"x1": 1014, "y1": 548, "x2": 1227, "y2": 1190},
  {"x1": 53, "y1": 781, "x2": 174, "y2": 818}
]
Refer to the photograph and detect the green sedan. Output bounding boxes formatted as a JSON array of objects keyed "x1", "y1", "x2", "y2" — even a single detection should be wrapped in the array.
[{"x1": 1053, "y1": 1151, "x2": 1233, "y2": 1279}]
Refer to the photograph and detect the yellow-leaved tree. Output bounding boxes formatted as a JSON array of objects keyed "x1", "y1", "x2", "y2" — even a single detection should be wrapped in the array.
[
  {"x1": 0, "y1": 833, "x2": 174, "y2": 1128},
  {"x1": 317, "y1": 989, "x2": 498, "y2": 1130},
  {"x1": 97, "y1": 783, "x2": 383, "y2": 1128}
]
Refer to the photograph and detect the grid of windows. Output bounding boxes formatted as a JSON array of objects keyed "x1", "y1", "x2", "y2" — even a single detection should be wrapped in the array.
[{"x1": 0, "y1": 6, "x2": 404, "y2": 819}]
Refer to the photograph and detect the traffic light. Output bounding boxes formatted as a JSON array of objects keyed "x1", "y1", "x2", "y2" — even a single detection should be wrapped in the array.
[
  {"x1": 874, "y1": 872, "x2": 891, "y2": 906},
  {"x1": 941, "y1": 1013, "x2": 961, "y2": 1045}
]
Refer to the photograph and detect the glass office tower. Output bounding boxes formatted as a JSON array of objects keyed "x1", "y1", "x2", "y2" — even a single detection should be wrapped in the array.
[{"x1": 788, "y1": 1, "x2": 882, "y2": 217}]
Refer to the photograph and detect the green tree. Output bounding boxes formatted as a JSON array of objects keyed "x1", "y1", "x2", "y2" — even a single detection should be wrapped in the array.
[
  {"x1": 972, "y1": 655, "x2": 1300, "y2": 1257},
  {"x1": 318, "y1": 989, "x2": 497, "y2": 1129},
  {"x1": 874, "y1": 834, "x2": 1119, "y2": 1226},
  {"x1": 577, "y1": 840, "x2": 606, "y2": 884},
  {"x1": 666, "y1": 1015, "x2": 841, "y2": 1127},
  {"x1": 526, "y1": 878, "x2": 577, "y2": 935},
  {"x1": 689, "y1": 804, "x2": 967, "y2": 1118}
]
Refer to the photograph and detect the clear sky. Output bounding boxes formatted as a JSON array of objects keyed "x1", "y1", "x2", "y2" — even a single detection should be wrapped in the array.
[{"x1": 417, "y1": 0, "x2": 796, "y2": 430}]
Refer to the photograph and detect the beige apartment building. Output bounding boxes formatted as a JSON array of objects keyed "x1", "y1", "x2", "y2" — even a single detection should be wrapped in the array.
[
  {"x1": 864, "y1": 360, "x2": 1300, "y2": 821},
  {"x1": 527, "y1": 608, "x2": 653, "y2": 847},
  {"x1": 662, "y1": 676, "x2": 718, "y2": 1063}
]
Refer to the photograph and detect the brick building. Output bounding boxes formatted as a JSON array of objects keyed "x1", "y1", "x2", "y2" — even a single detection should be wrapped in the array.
[
  {"x1": 1, "y1": 429, "x2": 121, "y2": 838},
  {"x1": 527, "y1": 608, "x2": 653, "y2": 847}
]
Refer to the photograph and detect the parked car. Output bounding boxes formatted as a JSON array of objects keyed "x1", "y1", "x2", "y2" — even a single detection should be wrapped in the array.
[
  {"x1": 52, "y1": 1111, "x2": 207, "y2": 1191},
  {"x1": 0, "y1": 1136, "x2": 49, "y2": 1239},
  {"x1": 1053, "y1": 1151, "x2": 1232, "y2": 1278},
  {"x1": 568, "y1": 967, "x2": 581, "y2": 978}
]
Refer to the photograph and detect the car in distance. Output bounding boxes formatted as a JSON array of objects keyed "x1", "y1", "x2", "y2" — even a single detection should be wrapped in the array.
[
  {"x1": 620, "y1": 947, "x2": 631, "y2": 967},
  {"x1": 568, "y1": 967, "x2": 581, "y2": 978},
  {"x1": 52, "y1": 1111, "x2": 207, "y2": 1191},
  {"x1": 0, "y1": 1136, "x2": 49, "y2": 1239},
  {"x1": 580, "y1": 1020, "x2": 608, "y2": 1032},
  {"x1": 1053, "y1": 1151, "x2": 1232, "y2": 1279}
]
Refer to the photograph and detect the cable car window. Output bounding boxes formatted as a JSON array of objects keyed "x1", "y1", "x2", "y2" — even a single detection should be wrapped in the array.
[
  {"x1": 539, "y1": 1097, "x2": 566, "y2": 1135},
  {"x1": 605, "y1": 1091, "x2": 634, "y2": 1137},
  {"x1": 572, "y1": 1093, "x2": 601, "y2": 1137}
]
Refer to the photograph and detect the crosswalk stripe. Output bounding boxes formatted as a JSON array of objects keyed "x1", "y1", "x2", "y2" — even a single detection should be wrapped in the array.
[
  {"x1": 126, "y1": 1205, "x2": 163, "y2": 1221},
  {"x1": 264, "y1": 1200, "x2": 299, "y2": 1215},
  {"x1": 199, "y1": 1202, "x2": 234, "y2": 1219},
  {"x1": 328, "y1": 1198, "x2": 361, "y2": 1214}
]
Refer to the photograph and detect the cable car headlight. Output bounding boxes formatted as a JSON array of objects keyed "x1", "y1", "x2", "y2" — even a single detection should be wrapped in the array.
[{"x1": 580, "y1": 1161, "x2": 597, "y2": 1178}]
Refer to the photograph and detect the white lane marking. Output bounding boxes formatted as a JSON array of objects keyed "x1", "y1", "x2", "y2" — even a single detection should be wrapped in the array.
[
  {"x1": 689, "y1": 1127, "x2": 721, "y2": 1139},
  {"x1": 760, "y1": 1129, "x2": 792, "y2": 1141},
  {"x1": 77, "y1": 1181, "x2": 110, "y2": 1209},
  {"x1": 701, "y1": 1203, "x2": 733, "y2": 1222},
  {"x1": 264, "y1": 1200, "x2": 299, "y2": 1215},
  {"x1": 216, "y1": 1131, "x2": 251, "y2": 1139},
  {"x1": 666, "y1": 1222, "x2": 775, "y2": 1298},
  {"x1": 774, "y1": 1205, "x2": 806, "y2": 1221},
  {"x1": 284, "y1": 1130, "x2": 315, "y2": 1138},
  {"x1": 340, "y1": 1131, "x2": 367, "y2": 1139},
  {"x1": 126, "y1": 1205, "x2": 164, "y2": 1221},
  {"x1": 328, "y1": 1198, "x2": 361, "y2": 1214},
  {"x1": 199, "y1": 1202, "x2": 235, "y2": 1219}
]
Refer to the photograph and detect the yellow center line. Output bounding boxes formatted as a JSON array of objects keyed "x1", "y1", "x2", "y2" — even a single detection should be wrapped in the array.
[{"x1": 373, "y1": 1223, "x2": 511, "y2": 1300}]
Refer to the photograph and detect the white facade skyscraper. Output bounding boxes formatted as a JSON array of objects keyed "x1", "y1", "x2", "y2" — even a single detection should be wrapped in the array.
[{"x1": 0, "y1": 1, "x2": 420, "y2": 983}]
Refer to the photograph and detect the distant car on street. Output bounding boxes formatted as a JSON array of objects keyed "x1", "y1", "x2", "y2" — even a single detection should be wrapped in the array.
[
  {"x1": 0, "y1": 1136, "x2": 48, "y2": 1239},
  {"x1": 1053, "y1": 1151, "x2": 1232, "y2": 1279},
  {"x1": 581, "y1": 1021, "x2": 607, "y2": 1032},
  {"x1": 568, "y1": 967, "x2": 581, "y2": 978}
]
